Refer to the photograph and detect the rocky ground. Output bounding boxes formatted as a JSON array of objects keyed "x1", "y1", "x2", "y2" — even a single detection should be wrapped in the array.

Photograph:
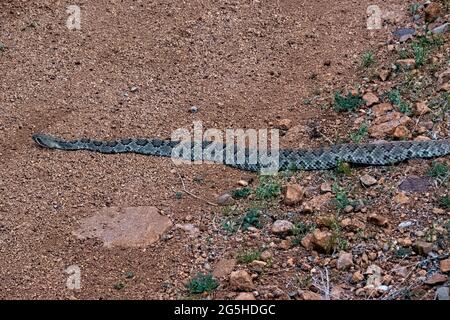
[{"x1": 0, "y1": 0, "x2": 449, "y2": 300}]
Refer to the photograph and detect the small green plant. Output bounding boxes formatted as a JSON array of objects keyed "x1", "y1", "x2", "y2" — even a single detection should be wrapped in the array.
[
  {"x1": 333, "y1": 92, "x2": 364, "y2": 112},
  {"x1": 335, "y1": 160, "x2": 352, "y2": 175},
  {"x1": 412, "y1": 42, "x2": 427, "y2": 67},
  {"x1": 236, "y1": 249, "x2": 261, "y2": 264},
  {"x1": 186, "y1": 273, "x2": 219, "y2": 294},
  {"x1": 0, "y1": 42, "x2": 5, "y2": 52},
  {"x1": 440, "y1": 196, "x2": 450, "y2": 209},
  {"x1": 124, "y1": 271, "x2": 134, "y2": 279},
  {"x1": 255, "y1": 177, "x2": 281, "y2": 200},
  {"x1": 388, "y1": 89, "x2": 402, "y2": 106},
  {"x1": 330, "y1": 219, "x2": 348, "y2": 252},
  {"x1": 410, "y1": 3, "x2": 420, "y2": 15},
  {"x1": 398, "y1": 101, "x2": 412, "y2": 115},
  {"x1": 242, "y1": 207, "x2": 261, "y2": 230},
  {"x1": 231, "y1": 187, "x2": 252, "y2": 199},
  {"x1": 349, "y1": 122, "x2": 368, "y2": 143},
  {"x1": 114, "y1": 282, "x2": 125, "y2": 290},
  {"x1": 175, "y1": 191, "x2": 183, "y2": 199},
  {"x1": 221, "y1": 218, "x2": 239, "y2": 234},
  {"x1": 427, "y1": 161, "x2": 449, "y2": 181},
  {"x1": 394, "y1": 247, "x2": 412, "y2": 258},
  {"x1": 292, "y1": 222, "x2": 316, "y2": 246},
  {"x1": 361, "y1": 51, "x2": 375, "y2": 68},
  {"x1": 332, "y1": 184, "x2": 351, "y2": 210}
]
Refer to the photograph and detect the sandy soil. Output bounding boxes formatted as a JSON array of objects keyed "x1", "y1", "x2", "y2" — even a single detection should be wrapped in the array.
[{"x1": 2, "y1": 0, "x2": 448, "y2": 300}]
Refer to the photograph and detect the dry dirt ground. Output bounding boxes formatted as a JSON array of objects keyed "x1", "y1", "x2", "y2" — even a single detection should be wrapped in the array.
[{"x1": 0, "y1": 0, "x2": 448, "y2": 299}]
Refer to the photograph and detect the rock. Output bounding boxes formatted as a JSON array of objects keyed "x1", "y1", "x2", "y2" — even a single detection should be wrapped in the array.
[
  {"x1": 414, "y1": 102, "x2": 431, "y2": 116},
  {"x1": 440, "y1": 83, "x2": 450, "y2": 92},
  {"x1": 278, "y1": 239, "x2": 292, "y2": 250},
  {"x1": 235, "y1": 292, "x2": 256, "y2": 300},
  {"x1": 336, "y1": 251, "x2": 353, "y2": 270},
  {"x1": 217, "y1": 193, "x2": 235, "y2": 206},
  {"x1": 396, "y1": 59, "x2": 416, "y2": 68},
  {"x1": 367, "y1": 214, "x2": 389, "y2": 227},
  {"x1": 398, "y1": 238, "x2": 412, "y2": 247},
  {"x1": 271, "y1": 220, "x2": 294, "y2": 235},
  {"x1": 213, "y1": 259, "x2": 236, "y2": 278},
  {"x1": 365, "y1": 265, "x2": 383, "y2": 289},
  {"x1": 424, "y1": 2, "x2": 442, "y2": 22},
  {"x1": 393, "y1": 28, "x2": 416, "y2": 42},
  {"x1": 72, "y1": 206, "x2": 172, "y2": 248},
  {"x1": 378, "y1": 69, "x2": 391, "y2": 82},
  {"x1": 260, "y1": 250, "x2": 273, "y2": 262},
  {"x1": 343, "y1": 205, "x2": 353, "y2": 213},
  {"x1": 393, "y1": 192, "x2": 410, "y2": 205},
  {"x1": 398, "y1": 176, "x2": 431, "y2": 193},
  {"x1": 275, "y1": 118, "x2": 293, "y2": 131},
  {"x1": 175, "y1": 223, "x2": 200, "y2": 237},
  {"x1": 341, "y1": 218, "x2": 366, "y2": 231},
  {"x1": 360, "y1": 174, "x2": 377, "y2": 187},
  {"x1": 369, "y1": 112, "x2": 412, "y2": 139},
  {"x1": 440, "y1": 258, "x2": 450, "y2": 273},
  {"x1": 297, "y1": 290, "x2": 322, "y2": 300},
  {"x1": 302, "y1": 192, "x2": 333, "y2": 212},
  {"x1": 425, "y1": 273, "x2": 448, "y2": 285},
  {"x1": 283, "y1": 184, "x2": 304, "y2": 206},
  {"x1": 237, "y1": 180, "x2": 249, "y2": 187},
  {"x1": 352, "y1": 271, "x2": 365, "y2": 283},
  {"x1": 415, "y1": 135, "x2": 431, "y2": 142},
  {"x1": 393, "y1": 126, "x2": 411, "y2": 139},
  {"x1": 320, "y1": 182, "x2": 332, "y2": 193},
  {"x1": 372, "y1": 103, "x2": 393, "y2": 117},
  {"x1": 433, "y1": 207, "x2": 445, "y2": 215},
  {"x1": 413, "y1": 241, "x2": 434, "y2": 256},
  {"x1": 438, "y1": 68, "x2": 450, "y2": 85},
  {"x1": 363, "y1": 92, "x2": 379, "y2": 107},
  {"x1": 311, "y1": 229, "x2": 335, "y2": 254},
  {"x1": 189, "y1": 105, "x2": 199, "y2": 113},
  {"x1": 300, "y1": 233, "x2": 314, "y2": 250},
  {"x1": 229, "y1": 270, "x2": 255, "y2": 292},
  {"x1": 130, "y1": 86, "x2": 139, "y2": 92},
  {"x1": 398, "y1": 220, "x2": 414, "y2": 229},
  {"x1": 435, "y1": 287, "x2": 450, "y2": 300},
  {"x1": 432, "y1": 23, "x2": 449, "y2": 34},
  {"x1": 249, "y1": 260, "x2": 267, "y2": 272}
]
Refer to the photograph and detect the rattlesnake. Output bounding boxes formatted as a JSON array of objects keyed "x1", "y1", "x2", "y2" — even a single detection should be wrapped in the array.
[{"x1": 32, "y1": 133, "x2": 449, "y2": 172}]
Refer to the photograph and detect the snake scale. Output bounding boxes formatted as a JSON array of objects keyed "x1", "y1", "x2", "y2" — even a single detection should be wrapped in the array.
[{"x1": 32, "y1": 133, "x2": 450, "y2": 172}]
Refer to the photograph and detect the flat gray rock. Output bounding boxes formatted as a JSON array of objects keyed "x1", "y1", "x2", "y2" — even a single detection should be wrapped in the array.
[{"x1": 73, "y1": 206, "x2": 172, "y2": 248}]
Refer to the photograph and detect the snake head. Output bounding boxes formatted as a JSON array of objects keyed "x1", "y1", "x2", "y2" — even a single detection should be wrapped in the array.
[{"x1": 32, "y1": 133, "x2": 61, "y2": 149}]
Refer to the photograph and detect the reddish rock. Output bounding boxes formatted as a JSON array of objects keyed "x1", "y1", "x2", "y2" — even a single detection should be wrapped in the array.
[
  {"x1": 425, "y1": 2, "x2": 442, "y2": 22},
  {"x1": 363, "y1": 92, "x2": 379, "y2": 107},
  {"x1": 393, "y1": 192, "x2": 410, "y2": 205},
  {"x1": 369, "y1": 112, "x2": 412, "y2": 139},
  {"x1": 311, "y1": 229, "x2": 335, "y2": 254},
  {"x1": 271, "y1": 220, "x2": 294, "y2": 235},
  {"x1": 393, "y1": 125, "x2": 411, "y2": 139},
  {"x1": 229, "y1": 270, "x2": 255, "y2": 292},
  {"x1": 367, "y1": 214, "x2": 389, "y2": 227},
  {"x1": 336, "y1": 251, "x2": 354, "y2": 270},
  {"x1": 413, "y1": 241, "x2": 434, "y2": 256},
  {"x1": 235, "y1": 292, "x2": 256, "y2": 300},
  {"x1": 414, "y1": 102, "x2": 431, "y2": 116},
  {"x1": 298, "y1": 290, "x2": 322, "y2": 300},
  {"x1": 372, "y1": 103, "x2": 393, "y2": 117},
  {"x1": 283, "y1": 184, "x2": 304, "y2": 206},
  {"x1": 440, "y1": 258, "x2": 450, "y2": 273},
  {"x1": 425, "y1": 273, "x2": 448, "y2": 285},
  {"x1": 73, "y1": 206, "x2": 172, "y2": 248},
  {"x1": 213, "y1": 259, "x2": 236, "y2": 278}
]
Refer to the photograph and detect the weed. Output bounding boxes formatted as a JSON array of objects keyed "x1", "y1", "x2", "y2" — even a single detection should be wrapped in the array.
[
  {"x1": 186, "y1": 273, "x2": 219, "y2": 294},
  {"x1": 440, "y1": 196, "x2": 450, "y2": 209},
  {"x1": 236, "y1": 249, "x2": 261, "y2": 264},
  {"x1": 231, "y1": 187, "x2": 252, "y2": 199},
  {"x1": 398, "y1": 101, "x2": 412, "y2": 115},
  {"x1": 427, "y1": 161, "x2": 449, "y2": 182},
  {"x1": 349, "y1": 122, "x2": 368, "y2": 143},
  {"x1": 335, "y1": 161, "x2": 352, "y2": 176},
  {"x1": 412, "y1": 42, "x2": 427, "y2": 67},
  {"x1": 114, "y1": 282, "x2": 125, "y2": 290},
  {"x1": 256, "y1": 177, "x2": 281, "y2": 200},
  {"x1": 394, "y1": 247, "x2": 412, "y2": 258},
  {"x1": 330, "y1": 219, "x2": 348, "y2": 251},
  {"x1": 242, "y1": 207, "x2": 261, "y2": 230},
  {"x1": 361, "y1": 51, "x2": 376, "y2": 68},
  {"x1": 175, "y1": 191, "x2": 183, "y2": 199},
  {"x1": 0, "y1": 42, "x2": 5, "y2": 52},
  {"x1": 333, "y1": 92, "x2": 364, "y2": 112},
  {"x1": 292, "y1": 222, "x2": 316, "y2": 246},
  {"x1": 387, "y1": 89, "x2": 402, "y2": 105},
  {"x1": 332, "y1": 184, "x2": 351, "y2": 210}
]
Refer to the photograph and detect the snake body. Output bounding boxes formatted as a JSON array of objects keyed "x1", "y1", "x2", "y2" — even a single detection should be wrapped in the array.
[{"x1": 32, "y1": 133, "x2": 450, "y2": 172}]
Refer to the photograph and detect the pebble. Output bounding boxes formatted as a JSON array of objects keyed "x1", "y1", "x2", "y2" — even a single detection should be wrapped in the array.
[
  {"x1": 393, "y1": 192, "x2": 410, "y2": 205},
  {"x1": 311, "y1": 229, "x2": 335, "y2": 254},
  {"x1": 360, "y1": 174, "x2": 377, "y2": 187},
  {"x1": 440, "y1": 258, "x2": 450, "y2": 273},
  {"x1": 431, "y1": 23, "x2": 449, "y2": 34},
  {"x1": 362, "y1": 92, "x2": 379, "y2": 107},
  {"x1": 336, "y1": 251, "x2": 353, "y2": 270},
  {"x1": 367, "y1": 214, "x2": 389, "y2": 227},
  {"x1": 435, "y1": 287, "x2": 449, "y2": 300},
  {"x1": 320, "y1": 182, "x2": 332, "y2": 193},
  {"x1": 425, "y1": 273, "x2": 448, "y2": 285},
  {"x1": 352, "y1": 271, "x2": 364, "y2": 283},
  {"x1": 414, "y1": 102, "x2": 431, "y2": 116},
  {"x1": 260, "y1": 250, "x2": 273, "y2": 262},
  {"x1": 229, "y1": 270, "x2": 255, "y2": 292},
  {"x1": 412, "y1": 241, "x2": 434, "y2": 256},
  {"x1": 271, "y1": 220, "x2": 294, "y2": 235},
  {"x1": 216, "y1": 193, "x2": 235, "y2": 206},
  {"x1": 189, "y1": 105, "x2": 199, "y2": 113},
  {"x1": 424, "y1": 2, "x2": 442, "y2": 22},
  {"x1": 283, "y1": 184, "x2": 304, "y2": 206}
]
